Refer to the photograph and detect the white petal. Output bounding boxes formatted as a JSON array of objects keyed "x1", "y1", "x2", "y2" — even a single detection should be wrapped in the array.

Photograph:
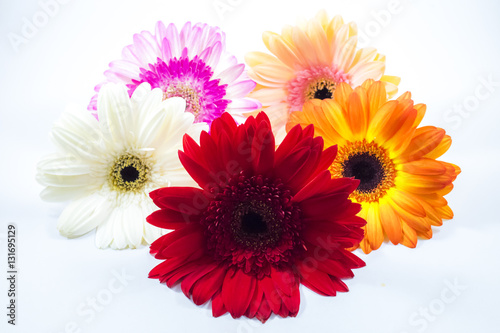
[
  {"x1": 130, "y1": 82, "x2": 153, "y2": 106},
  {"x1": 123, "y1": 203, "x2": 147, "y2": 249},
  {"x1": 97, "y1": 83, "x2": 134, "y2": 146},
  {"x1": 142, "y1": 200, "x2": 166, "y2": 244},
  {"x1": 111, "y1": 208, "x2": 128, "y2": 249},
  {"x1": 37, "y1": 172, "x2": 94, "y2": 188},
  {"x1": 161, "y1": 96, "x2": 188, "y2": 117},
  {"x1": 95, "y1": 214, "x2": 115, "y2": 249},
  {"x1": 50, "y1": 108, "x2": 102, "y2": 161},
  {"x1": 143, "y1": 222, "x2": 164, "y2": 245},
  {"x1": 37, "y1": 153, "x2": 90, "y2": 176},
  {"x1": 57, "y1": 192, "x2": 112, "y2": 238},
  {"x1": 40, "y1": 186, "x2": 89, "y2": 202},
  {"x1": 135, "y1": 90, "x2": 173, "y2": 147}
]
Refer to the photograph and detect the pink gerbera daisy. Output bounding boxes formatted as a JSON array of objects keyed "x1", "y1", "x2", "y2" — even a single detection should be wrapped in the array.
[{"x1": 89, "y1": 21, "x2": 260, "y2": 125}]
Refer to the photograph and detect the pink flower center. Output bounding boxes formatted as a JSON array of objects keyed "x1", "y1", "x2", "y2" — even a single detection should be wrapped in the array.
[
  {"x1": 286, "y1": 66, "x2": 351, "y2": 111},
  {"x1": 129, "y1": 56, "x2": 229, "y2": 124}
]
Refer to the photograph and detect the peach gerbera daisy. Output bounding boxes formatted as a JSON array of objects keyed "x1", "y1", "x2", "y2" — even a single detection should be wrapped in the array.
[
  {"x1": 246, "y1": 10, "x2": 400, "y2": 140},
  {"x1": 287, "y1": 80, "x2": 460, "y2": 254}
]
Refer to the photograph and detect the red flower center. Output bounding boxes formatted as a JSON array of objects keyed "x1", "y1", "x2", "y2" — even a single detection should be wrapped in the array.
[{"x1": 201, "y1": 172, "x2": 304, "y2": 279}]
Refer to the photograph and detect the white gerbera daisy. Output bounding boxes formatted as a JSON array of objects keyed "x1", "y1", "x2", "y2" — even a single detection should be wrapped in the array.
[{"x1": 37, "y1": 82, "x2": 207, "y2": 249}]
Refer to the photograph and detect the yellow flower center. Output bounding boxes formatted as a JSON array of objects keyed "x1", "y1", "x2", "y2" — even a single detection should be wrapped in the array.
[
  {"x1": 330, "y1": 140, "x2": 396, "y2": 203},
  {"x1": 109, "y1": 153, "x2": 151, "y2": 193}
]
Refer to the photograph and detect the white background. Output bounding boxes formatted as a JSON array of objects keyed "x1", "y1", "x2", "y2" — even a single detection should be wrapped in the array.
[{"x1": 1, "y1": 0, "x2": 499, "y2": 332}]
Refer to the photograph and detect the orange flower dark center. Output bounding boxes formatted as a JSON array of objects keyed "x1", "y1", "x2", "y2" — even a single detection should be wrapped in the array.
[
  {"x1": 342, "y1": 153, "x2": 384, "y2": 193},
  {"x1": 330, "y1": 140, "x2": 396, "y2": 203}
]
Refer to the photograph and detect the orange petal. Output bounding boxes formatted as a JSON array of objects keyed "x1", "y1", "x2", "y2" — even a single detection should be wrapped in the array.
[
  {"x1": 367, "y1": 100, "x2": 398, "y2": 140},
  {"x1": 365, "y1": 203, "x2": 384, "y2": 251},
  {"x1": 366, "y1": 81, "x2": 388, "y2": 119},
  {"x1": 435, "y1": 205, "x2": 454, "y2": 220},
  {"x1": 396, "y1": 172, "x2": 451, "y2": 195},
  {"x1": 332, "y1": 83, "x2": 353, "y2": 109},
  {"x1": 347, "y1": 90, "x2": 368, "y2": 139},
  {"x1": 379, "y1": 201, "x2": 403, "y2": 244},
  {"x1": 400, "y1": 158, "x2": 447, "y2": 176},
  {"x1": 399, "y1": 222, "x2": 417, "y2": 248},
  {"x1": 424, "y1": 135, "x2": 452, "y2": 160},
  {"x1": 397, "y1": 126, "x2": 446, "y2": 162},
  {"x1": 389, "y1": 189, "x2": 426, "y2": 217},
  {"x1": 413, "y1": 103, "x2": 426, "y2": 128}
]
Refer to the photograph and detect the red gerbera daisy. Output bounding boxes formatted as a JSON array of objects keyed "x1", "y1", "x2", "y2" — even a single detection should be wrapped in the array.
[{"x1": 147, "y1": 112, "x2": 366, "y2": 322}]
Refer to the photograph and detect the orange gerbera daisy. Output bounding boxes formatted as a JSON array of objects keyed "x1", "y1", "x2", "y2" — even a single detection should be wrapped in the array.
[
  {"x1": 246, "y1": 10, "x2": 400, "y2": 140},
  {"x1": 287, "y1": 80, "x2": 460, "y2": 253}
]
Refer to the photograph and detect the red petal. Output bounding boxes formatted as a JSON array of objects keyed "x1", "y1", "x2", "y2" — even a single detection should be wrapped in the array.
[
  {"x1": 246, "y1": 281, "x2": 264, "y2": 319},
  {"x1": 232, "y1": 125, "x2": 253, "y2": 171},
  {"x1": 274, "y1": 147, "x2": 311, "y2": 184},
  {"x1": 212, "y1": 291, "x2": 227, "y2": 318},
  {"x1": 315, "y1": 144, "x2": 338, "y2": 173},
  {"x1": 297, "y1": 261, "x2": 337, "y2": 296},
  {"x1": 299, "y1": 192, "x2": 352, "y2": 220},
  {"x1": 253, "y1": 121, "x2": 275, "y2": 176},
  {"x1": 277, "y1": 285, "x2": 300, "y2": 317},
  {"x1": 271, "y1": 268, "x2": 296, "y2": 297},
  {"x1": 255, "y1": 111, "x2": 271, "y2": 126},
  {"x1": 182, "y1": 134, "x2": 206, "y2": 169},
  {"x1": 292, "y1": 170, "x2": 332, "y2": 202},
  {"x1": 155, "y1": 224, "x2": 202, "y2": 258},
  {"x1": 275, "y1": 124, "x2": 302, "y2": 163},
  {"x1": 222, "y1": 269, "x2": 257, "y2": 318},
  {"x1": 191, "y1": 266, "x2": 226, "y2": 306},
  {"x1": 200, "y1": 131, "x2": 224, "y2": 174},
  {"x1": 180, "y1": 262, "x2": 218, "y2": 299},
  {"x1": 150, "y1": 186, "x2": 206, "y2": 212},
  {"x1": 293, "y1": 172, "x2": 359, "y2": 202},
  {"x1": 261, "y1": 275, "x2": 281, "y2": 313},
  {"x1": 178, "y1": 151, "x2": 217, "y2": 190},
  {"x1": 210, "y1": 112, "x2": 237, "y2": 144},
  {"x1": 161, "y1": 230, "x2": 205, "y2": 259},
  {"x1": 255, "y1": 298, "x2": 272, "y2": 323},
  {"x1": 313, "y1": 256, "x2": 355, "y2": 279},
  {"x1": 286, "y1": 138, "x2": 323, "y2": 189},
  {"x1": 146, "y1": 208, "x2": 200, "y2": 229}
]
